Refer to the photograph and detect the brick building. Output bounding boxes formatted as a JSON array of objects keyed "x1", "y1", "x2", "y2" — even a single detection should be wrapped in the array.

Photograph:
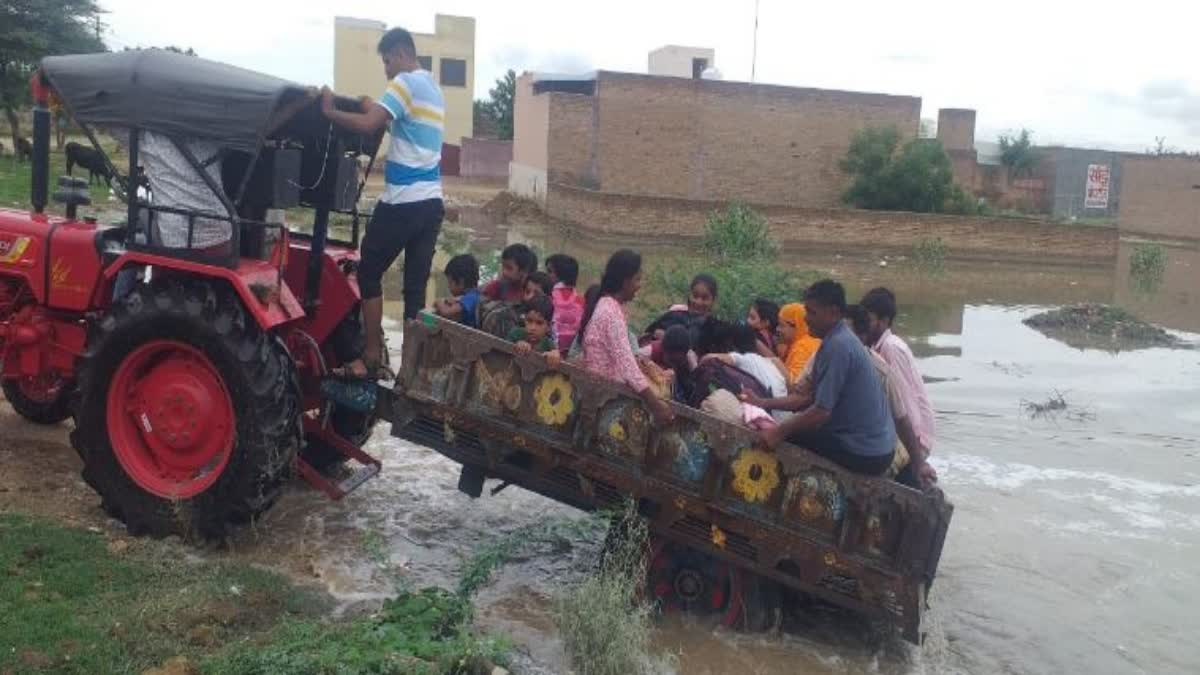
[
  {"x1": 509, "y1": 71, "x2": 922, "y2": 208},
  {"x1": 1118, "y1": 156, "x2": 1200, "y2": 240}
]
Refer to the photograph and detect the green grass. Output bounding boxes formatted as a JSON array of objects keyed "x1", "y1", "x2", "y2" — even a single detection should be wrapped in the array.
[
  {"x1": 0, "y1": 513, "x2": 514, "y2": 675},
  {"x1": 0, "y1": 145, "x2": 120, "y2": 214},
  {"x1": 0, "y1": 512, "x2": 328, "y2": 674}
]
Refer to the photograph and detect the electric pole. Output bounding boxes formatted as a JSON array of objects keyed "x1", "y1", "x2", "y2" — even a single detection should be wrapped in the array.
[{"x1": 751, "y1": 0, "x2": 760, "y2": 82}]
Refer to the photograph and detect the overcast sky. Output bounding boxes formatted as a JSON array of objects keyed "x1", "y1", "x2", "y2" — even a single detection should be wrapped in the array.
[{"x1": 100, "y1": 0, "x2": 1200, "y2": 152}]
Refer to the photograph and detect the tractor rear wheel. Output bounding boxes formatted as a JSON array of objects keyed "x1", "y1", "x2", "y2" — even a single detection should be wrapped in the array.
[
  {"x1": 71, "y1": 279, "x2": 301, "y2": 539},
  {"x1": 2, "y1": 373, "x2": 74, "y2": 425}
]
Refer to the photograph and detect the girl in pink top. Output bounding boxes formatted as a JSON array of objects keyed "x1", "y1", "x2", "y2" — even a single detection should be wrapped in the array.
[{"x1": 577, "y1": 250, "x2": 674, "y2": 425}]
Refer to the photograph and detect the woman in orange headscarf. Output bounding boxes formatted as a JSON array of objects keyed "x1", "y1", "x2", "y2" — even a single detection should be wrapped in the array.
[{"x1": 777, "y1": 303, "x2": 821, "y2": 384}]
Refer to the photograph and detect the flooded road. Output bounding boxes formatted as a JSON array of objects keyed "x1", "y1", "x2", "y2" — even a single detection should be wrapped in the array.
[{"x1": 2, "y1": 191, "x2": 1198, "y2": 674}]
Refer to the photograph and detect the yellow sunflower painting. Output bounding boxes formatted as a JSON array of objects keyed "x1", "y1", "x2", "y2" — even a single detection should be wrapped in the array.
[
  {"x1": 534, "y1": 373, "x2": 575, "y2": 426},
  {"x1": 731, "y1": 448, "x2": 781, "y2": 504}
]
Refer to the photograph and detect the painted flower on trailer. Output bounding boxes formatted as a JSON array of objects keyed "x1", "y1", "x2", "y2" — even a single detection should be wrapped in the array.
[
  {"x1": 730, "y1": 448, "x2": 781, "y2": 504},
  {"x1": 534, "y1": 373, "x2": 575, "y2": 426}
]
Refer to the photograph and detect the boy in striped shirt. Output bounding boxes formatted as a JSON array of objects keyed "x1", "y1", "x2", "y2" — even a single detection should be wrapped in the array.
[{"x1": 321, "y1": 27, "x2": 445, "y2": 379}]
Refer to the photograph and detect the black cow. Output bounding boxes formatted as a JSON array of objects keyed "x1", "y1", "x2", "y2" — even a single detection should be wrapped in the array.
[
  {"x1": 15, "y1": 138, "x2": 33, "y2": 163},
  {"x1": 65, "y1": 141, "x2": 112, "y2": 185}
]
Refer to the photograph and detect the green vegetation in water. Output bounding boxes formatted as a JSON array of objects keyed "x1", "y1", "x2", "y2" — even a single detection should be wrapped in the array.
[
  {"x1": 0, "y1": 512, "x2": 527, "y2": 675},
  {"x1": 1023, "y1": 303, "x2": 1186, "y2": 352},
  {"x1": 912, "y1": 236, "x2": 948, "y2": 274},
  {"x1": 639, "y1": 201, "x2": 818, "y2": 324},
  {"x1": 701, "y1": 200, "x2": 778, "y2": 262},
  {"x1": 555, "y1": 504, "x2": 675, "y2": 675},
  {"x1": 1128, "y1": 242, "x2": 1167, "y2": 293}
]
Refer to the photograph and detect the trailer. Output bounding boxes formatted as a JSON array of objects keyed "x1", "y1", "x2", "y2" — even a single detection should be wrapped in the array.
[{"x1": 383, "y1": 313, "x2": 953, "y2": 643}]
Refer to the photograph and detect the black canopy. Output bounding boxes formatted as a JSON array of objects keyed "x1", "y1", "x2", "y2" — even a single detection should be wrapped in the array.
[{"x1": 42, "y1": 49, "x2": 314, "y2": 151}]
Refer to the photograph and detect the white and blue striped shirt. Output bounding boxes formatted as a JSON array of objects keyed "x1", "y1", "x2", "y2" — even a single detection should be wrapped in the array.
[{"x1": 377, "y1": 69, "x2": 444, "y2": 204}]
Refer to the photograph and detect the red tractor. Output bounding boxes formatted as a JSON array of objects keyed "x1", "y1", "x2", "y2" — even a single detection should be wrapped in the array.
[{"x1": 0, "y1": 50, "x2": 386, "y2": 538}]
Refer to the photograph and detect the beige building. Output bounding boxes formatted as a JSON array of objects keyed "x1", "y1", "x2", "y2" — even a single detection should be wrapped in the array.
[
  {"x1": 334, "y1": 14, "x2": 475, "y2": 148},
  {"x1": 648, "y1": 45, "x2": 716, "y2": 79}
]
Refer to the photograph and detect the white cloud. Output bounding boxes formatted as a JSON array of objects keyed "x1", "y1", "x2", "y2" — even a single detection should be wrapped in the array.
[{"x1": 98, "y1": 0, "x2": 1200, "y2": 151}]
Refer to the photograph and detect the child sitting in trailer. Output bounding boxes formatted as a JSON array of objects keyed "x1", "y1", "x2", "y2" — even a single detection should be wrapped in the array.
[
  {"x1": 482, "y1": 243, "x2": 537, "y2": 303},
  {"x1": 747, "y1": 297, "x2": 780, "y2": 355},
  {"x1": 546, "y1": 254, "x2": 586, "y2": 356},
  {"x1": 434, "y1": 254, "x2": 481, "y2": 329},
  {"x1": 524, "y1": 270, "x2": 553, "y2": 301},
  {"x1": 641, "y1": 273, "x2": 719, "y2": 348},
  {"x1": 508, "y1": 294, "x2": 562, "y2": 367},
  {"x1": 478, "y1": 244, "x2": 537, "y2": 338}
]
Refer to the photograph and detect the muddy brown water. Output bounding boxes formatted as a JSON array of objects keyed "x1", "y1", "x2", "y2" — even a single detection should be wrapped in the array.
[{"x1": 2, "y1": 205, "x2": 1198, "y2": 674}]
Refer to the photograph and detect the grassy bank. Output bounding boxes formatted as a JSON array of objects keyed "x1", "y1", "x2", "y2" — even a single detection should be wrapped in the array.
[
  {"x1": 1, "y1": 143, "x2": 118, "y2": 213},
  {"x1": 0, "y1": 513, "x2": 508, "y2": 675}
]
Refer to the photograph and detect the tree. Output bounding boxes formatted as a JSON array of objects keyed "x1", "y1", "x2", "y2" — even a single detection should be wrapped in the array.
[
  {"x1": 474, "y1": 69, "x2": 516, "y2": 140},
  {"x1": 840, "y1": 126, "x2": 962, "y2": 213},
  {"x1": 0, "y1": 0, "x2": 106, "y2": 148},
  {"x1": 998, "y1": 128, "x2": 1038, "y2": 178}
]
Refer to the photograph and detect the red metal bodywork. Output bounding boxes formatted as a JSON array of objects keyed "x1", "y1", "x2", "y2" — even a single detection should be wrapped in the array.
[{"x1": 0, "y1": 207, "x2": 363, "y2": 395}]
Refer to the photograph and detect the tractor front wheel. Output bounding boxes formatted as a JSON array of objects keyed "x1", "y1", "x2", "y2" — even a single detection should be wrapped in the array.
[
  {"x1": 72, "y1": 279, "x2": 301, "y2": 539},
  {"x1": 2, "y1": 373, "x2": 74, "y2": 425}
]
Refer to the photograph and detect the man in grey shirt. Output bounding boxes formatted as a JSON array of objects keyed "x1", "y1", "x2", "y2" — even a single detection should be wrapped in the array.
[{"x1": 761, "y1": 280, "x2": 895, "y2": 475}]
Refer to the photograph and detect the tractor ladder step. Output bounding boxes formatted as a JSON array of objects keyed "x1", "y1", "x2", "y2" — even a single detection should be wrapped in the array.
[{"x1": 296, "y1": 416, "x2": 382, "y2": 500}]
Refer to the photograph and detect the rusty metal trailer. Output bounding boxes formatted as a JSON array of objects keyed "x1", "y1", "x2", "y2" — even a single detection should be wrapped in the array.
[{"x1": 382, "y1": 314, "x2": 952, "y2": 643}]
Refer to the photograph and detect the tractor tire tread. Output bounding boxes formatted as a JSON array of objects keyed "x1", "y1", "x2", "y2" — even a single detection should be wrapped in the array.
[{"x1": 71, "y1": 278, "x2": 300, "y2": 540}]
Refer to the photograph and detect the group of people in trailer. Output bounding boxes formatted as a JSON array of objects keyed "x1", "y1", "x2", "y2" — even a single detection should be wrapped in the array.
[{"x1": 432, "y1": 245, "x2": 938, "y2": 490}]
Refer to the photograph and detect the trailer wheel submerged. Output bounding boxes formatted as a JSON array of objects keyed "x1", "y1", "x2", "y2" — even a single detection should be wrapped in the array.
[{"x1": 72, "y1": 280, "x2": 301, "y2": 538}]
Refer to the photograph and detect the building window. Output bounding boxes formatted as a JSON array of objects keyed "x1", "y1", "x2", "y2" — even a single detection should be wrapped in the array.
[
  {"x1": 692, "y1": 58, "x2": 709, "y2": 79},
  {"x1": 418, "y1": 55, "x2": 432, "y2": 71},
  {"x1": 440, "y1": 58, "x2": 467, "y2": 87}
]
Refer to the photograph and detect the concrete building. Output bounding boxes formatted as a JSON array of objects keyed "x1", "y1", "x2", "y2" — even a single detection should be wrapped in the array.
[
  {"x1": 510, "y1": 70, "x2": 921, "y2": 207},
  {"x1": 334, "y1": 14, "x2": 475, "y2": 150},
  {"x1": 648, "y1": 46, "x2": 716, "y2": 79}
]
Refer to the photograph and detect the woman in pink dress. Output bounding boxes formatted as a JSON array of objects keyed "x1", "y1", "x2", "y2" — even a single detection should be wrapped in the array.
[{"x1": 577, "y1": 250, "x2": 675, "y2": 425}]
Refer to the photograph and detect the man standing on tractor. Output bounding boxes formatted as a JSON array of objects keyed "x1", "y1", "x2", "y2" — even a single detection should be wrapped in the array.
[{"x1": 320, "y1": 27, "x2": 445, "y2": 380}]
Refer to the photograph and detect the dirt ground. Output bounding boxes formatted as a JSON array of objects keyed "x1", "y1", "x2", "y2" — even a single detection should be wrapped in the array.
[{"x1": 0, "y1": 404, "x2": 105, "y2": 531}]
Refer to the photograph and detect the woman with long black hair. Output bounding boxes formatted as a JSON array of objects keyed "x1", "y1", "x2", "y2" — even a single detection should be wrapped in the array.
[{"x1": 577, "y1": 249, "x2": 675, "y2": 425}]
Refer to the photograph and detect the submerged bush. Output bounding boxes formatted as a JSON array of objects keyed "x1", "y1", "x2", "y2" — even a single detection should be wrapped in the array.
[
  {"x1": 555, "y1": 505, "x2": 673, "y2": 675},
  {"x1": 912, "y1": 236, "x2": 948, "y2": 273},
  {"x1": 1129, "y1": 243, "x2": 1167, "y2": 293},
  {"x1": 702, "y1": 201, "x2": 778, "y2": 262},
  {"x1": 640, "y1": 202, "x2": 815, "y2": 324}
]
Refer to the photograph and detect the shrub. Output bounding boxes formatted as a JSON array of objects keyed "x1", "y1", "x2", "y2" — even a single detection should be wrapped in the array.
[
  {"x1": 1129, "y1": 243, "x2": 1167, "y2": 292},
  {"x1": 840, "y1": 126, "x2": 963, "y2": 214},
  {"x1": 554, "y1": 505, "x2": 673, "y2": 675},
  {"x1": 638, "y1": 202, "x2": 815, "y2": 324},
  {"x1": 913, "y1": 237, "x2": 948, "y2": 273},
  {"x1": 702, "y1": 201, "x2": 778, "y2": 262}
]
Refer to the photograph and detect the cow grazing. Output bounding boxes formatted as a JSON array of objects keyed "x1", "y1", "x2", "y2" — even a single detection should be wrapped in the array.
[
  {"x1": 65, "y1": 141, "x2": 112, "y2": 185},
  {"x1": 15, "y1": 138, "x2": 32, "y2": 163}
]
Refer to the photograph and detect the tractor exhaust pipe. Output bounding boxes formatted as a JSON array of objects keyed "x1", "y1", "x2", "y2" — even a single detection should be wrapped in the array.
[{"x1": 30, "y1": 72, "x2": 51, "y2": 214}]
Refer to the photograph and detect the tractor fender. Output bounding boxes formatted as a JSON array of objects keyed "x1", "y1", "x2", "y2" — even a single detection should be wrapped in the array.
[{"x1": 100, "y1": 252, "x2": 305, "y2": 331}]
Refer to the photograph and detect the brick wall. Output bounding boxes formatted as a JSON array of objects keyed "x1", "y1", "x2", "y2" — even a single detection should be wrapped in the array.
[
  {"x1": 1118, "y1": 156, "x2": 1200, "y2": 240},
  {"x1": 937, "y1": 109, "x2": 976, "y2": 151},
  {"x1": 547, "y1": 93, "x2": 596, "y2": 187},
  {"x1": 548, "y1": 71, "x2": 921, "y2": 208},
  {"x1": 545, "y1": 183, "x2": 1117, "y2": 265},
  {"x1": 460, "y1": 138, "x2": 512, "y2": 178}
]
